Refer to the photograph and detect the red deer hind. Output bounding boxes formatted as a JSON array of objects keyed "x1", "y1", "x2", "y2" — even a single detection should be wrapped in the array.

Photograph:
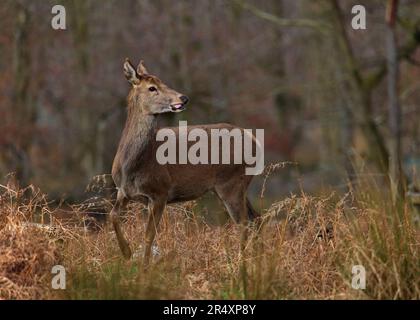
[{"x1": 110, "y1": 58, "x2": 260, "y2": 265}]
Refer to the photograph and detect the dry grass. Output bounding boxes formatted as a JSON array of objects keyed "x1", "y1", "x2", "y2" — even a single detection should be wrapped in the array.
[
  {"x1": 0, "y1": 184, "x2": 62, "y2": 299},
  {"x1": 0, "y1": 175, "x2": 419, "y2": 300}
]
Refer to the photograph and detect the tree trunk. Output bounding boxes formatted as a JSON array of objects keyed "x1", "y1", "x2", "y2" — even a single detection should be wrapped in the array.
[
  {"x1": 70, "y1": 0, "x2": 99, "y2": 179},
  {"x1": 12, "y1": 2, "x2": 33, "y2": 185},
  {"x1": 386, "y1": 0, "x2": 405, "y2": 201},
  {"x1": 330, "y1": 0, "x2": 389, "y2": 175}
]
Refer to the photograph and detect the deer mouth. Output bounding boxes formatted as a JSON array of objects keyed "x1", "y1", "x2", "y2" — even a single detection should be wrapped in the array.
[{"x1": 170, "y1": 103, "x2": 186, "y2": 112}]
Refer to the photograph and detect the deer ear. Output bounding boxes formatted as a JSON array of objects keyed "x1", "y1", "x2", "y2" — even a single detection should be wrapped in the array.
[
  {"x1": 123, "y1": 58, "x2": 139, "y2": 85},
  {"x1": 137, "y1": 60, "x2": 149, "y2": 75}
]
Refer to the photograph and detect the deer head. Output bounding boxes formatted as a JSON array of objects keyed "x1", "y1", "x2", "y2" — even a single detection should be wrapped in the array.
[{"x1": 123, "y1": 58, "x2": 189, "y2": 114}]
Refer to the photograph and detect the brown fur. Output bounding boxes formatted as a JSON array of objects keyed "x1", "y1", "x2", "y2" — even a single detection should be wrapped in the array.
[{"x1": 110, "y1": 59, "x2": 259, "y2": 264}]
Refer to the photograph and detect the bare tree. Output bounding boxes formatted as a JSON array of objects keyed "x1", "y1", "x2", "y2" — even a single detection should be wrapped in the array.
[
  {"x1": 11, "y1": 2, "x2": 33, "y2": 185},
  {"x1": 386, "y1": 0, "x2": 405, "y2": 200}
]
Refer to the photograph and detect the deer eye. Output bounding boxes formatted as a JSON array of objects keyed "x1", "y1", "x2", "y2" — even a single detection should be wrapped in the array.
[{"x1": 148, "y1": 86, "x2": 157, "y2": 92}]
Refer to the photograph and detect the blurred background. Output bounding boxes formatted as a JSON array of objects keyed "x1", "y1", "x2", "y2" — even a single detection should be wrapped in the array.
[{"x1": 0, "y1": 0, "x2": 419, "y2": 202}]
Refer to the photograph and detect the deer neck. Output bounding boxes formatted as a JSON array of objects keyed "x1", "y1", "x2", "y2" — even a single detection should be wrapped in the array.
[
  {"x1": 120, "y1": 105, "x2": 158, "y2": 165},
  {"x1": 126, "y1": 107, "x2": 157, "y2": 137}
]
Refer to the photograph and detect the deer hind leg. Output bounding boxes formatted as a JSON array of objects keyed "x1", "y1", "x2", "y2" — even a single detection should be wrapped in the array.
[
  {"x1": 215, "y1": 181, "x2": 251, "y2": 261},
  {"x1": 215, "y1": 181, "x2": 248, "y2": 224},
  {"x1": 110, "y1": 191, "x2": 131, "y2": 259},
  {"x1": 143, "y1": 196, "x2": 166, "y2": 266}
]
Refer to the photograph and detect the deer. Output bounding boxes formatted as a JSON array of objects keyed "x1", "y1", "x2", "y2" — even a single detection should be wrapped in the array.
[{"x1": 109, "y1": 58, "x2": 261, "y2": 265}]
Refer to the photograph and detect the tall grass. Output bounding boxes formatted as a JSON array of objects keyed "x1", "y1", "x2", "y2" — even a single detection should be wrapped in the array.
[
  {"x1": 0, "y1": 172, "x2": 419, "y2": 300},
  {"x1": 336, "y1": 177, "x2": 420, "y2": 299}
]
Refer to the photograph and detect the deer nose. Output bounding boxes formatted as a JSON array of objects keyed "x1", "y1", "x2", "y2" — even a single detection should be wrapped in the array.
[{"x1": 180, "y1": 95, "x2": 189, "y2": 104}]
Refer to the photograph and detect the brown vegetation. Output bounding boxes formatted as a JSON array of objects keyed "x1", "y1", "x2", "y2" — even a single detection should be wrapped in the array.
[
  {"x1": 1, "y1": 172, "x2": 419, "y2": 300},
  {"x1": 1, "y1": 0, "x2": 420, "y2": 300}
]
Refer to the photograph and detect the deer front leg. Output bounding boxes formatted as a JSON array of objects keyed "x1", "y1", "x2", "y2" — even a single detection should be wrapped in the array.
[
  {"x1": 110, "y1": 192, "x2": 131, "y2": 259},
  {"x1": 143, "y1": 196, "x2": 166, "y2": 266}
]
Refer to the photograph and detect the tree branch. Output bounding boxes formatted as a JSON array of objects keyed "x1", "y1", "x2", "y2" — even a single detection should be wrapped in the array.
[
  {"x1": 232, "y1": 0, "x2": 331, "y2": 33},
  {"x1": 363, "y1": 22, "x2": 420, "y2": 91}
]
